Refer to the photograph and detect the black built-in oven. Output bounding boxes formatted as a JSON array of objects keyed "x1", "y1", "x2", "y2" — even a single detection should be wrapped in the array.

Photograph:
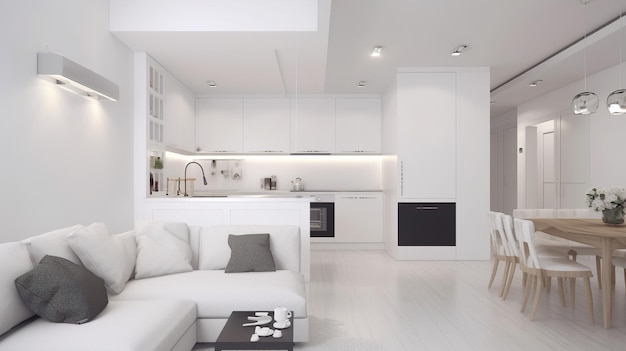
[{"x1": 310, "y1": 194, "x2": 334, "y2": 237}]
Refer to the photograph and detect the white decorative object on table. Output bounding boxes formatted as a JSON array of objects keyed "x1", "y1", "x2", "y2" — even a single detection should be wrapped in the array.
[
  {"x1": 586, "y1": 186, "x2": 626, "y2": 224},
  {"x1": 254, "y1": 326, "x2": 274, "y2": 337},
  {"x1": 242, "y1": 315, "x2": 272, "y2": 327}
]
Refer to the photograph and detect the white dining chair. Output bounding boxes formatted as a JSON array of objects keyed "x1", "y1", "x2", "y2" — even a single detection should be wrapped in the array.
[
  {"x1": 513, "y1": 218, "x2": 594, "y2": 323},
  {"x1": 488, "y1": 211, "x2": 515, "y2": 297},
  {"x1": 500, "y1": 213, "x2": 566, "y2": 299}
]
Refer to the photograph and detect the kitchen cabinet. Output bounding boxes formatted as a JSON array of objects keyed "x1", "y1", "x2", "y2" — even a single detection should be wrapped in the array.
[
  {"x1": 164, "y1": 75, "x2": 195, "y2": 152},
  {"x1": 291, "y1": 98, "x2": 335, "y2": 153},
  {"x1": 195, "y1": 98, "x2": 243, "y2": 153},
  {"x1": 398, "y1": 202, "x2": 455, "y2": 246},
  {"x1": 397, "y1": 72, "x2": 456, "y2": 199},
  {"x1": 335, "y1": 98, "x2": 381, "y2": 154},
  {"x1": 335, "y1": 192, "x2": 383, "y2": 243},
  {"x1": 243, "y1": 98, "x2": 290, "y2": 153}
]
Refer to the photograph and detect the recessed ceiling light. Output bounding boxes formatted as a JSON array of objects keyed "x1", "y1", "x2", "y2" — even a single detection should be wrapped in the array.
[
  {"x1": 451, "y1": 45, "x2": 467, "y2": 56},
  {"x1": 529, "y1": 80, "x2": 543, "y2": 87},
  {"x1": 206, "y1": 80, "x2": 217, "y2": 87},
  {"x1": 358, "y1": 81, "x2": 366, "y2": 87},
  {"x1": 371, "y1": 46, "x2": 382, "y2": 57}
]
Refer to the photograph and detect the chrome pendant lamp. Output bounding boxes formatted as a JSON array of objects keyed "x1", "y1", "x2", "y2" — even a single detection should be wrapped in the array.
[
  {"x1": 573, "y1": 0, "x2": 599, "y2": 115},
  {"x1": 607, "y1": 7, "x2": 626, "y2": 114}
]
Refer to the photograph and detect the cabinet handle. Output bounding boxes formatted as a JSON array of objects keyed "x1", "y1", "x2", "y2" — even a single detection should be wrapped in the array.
[
  {"x1": 400, "y1": 160, "x2": 404, "y2": 197},
  {"x1": 416, "y1": 206, "x2": 439, "y2": 210}
]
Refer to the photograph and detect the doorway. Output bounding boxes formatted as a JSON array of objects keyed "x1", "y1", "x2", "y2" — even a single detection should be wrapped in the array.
[{"x1": 524, "y1": 113, "x2": 590, "y2": 209}]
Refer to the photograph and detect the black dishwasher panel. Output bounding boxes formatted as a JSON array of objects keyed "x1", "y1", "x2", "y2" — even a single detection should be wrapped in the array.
[{"x1": 398, "y1": 203, "x2": 456, "y2": 246}]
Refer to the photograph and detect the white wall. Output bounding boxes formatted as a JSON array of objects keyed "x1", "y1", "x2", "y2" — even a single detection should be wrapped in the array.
[
  {"x1": 517, "y1": 63, "x2": 626, "y2": 208},
  {"x1": 490, "y1": 109, "x2": 517, "y2": 215},
  {"x1": 0, "y1": 0, "x2": 134, "y2": 242}
]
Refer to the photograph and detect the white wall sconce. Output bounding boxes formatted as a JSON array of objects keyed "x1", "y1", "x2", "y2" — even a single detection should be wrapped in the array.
[
  {"x1": 37, "y1": 52, "x2": 119, "y2": 101},
  {"x1": 371, "y1": 46, "x2": 382, "y2": 57}
]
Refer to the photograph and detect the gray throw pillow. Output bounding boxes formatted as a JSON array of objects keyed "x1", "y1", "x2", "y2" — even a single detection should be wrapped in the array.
[
  {"x1": 225, "y1": 234, "x2": 276, "y2": 273},
  {"x1": 14, "y1": 255, "x2": 108, "y2": 324}
]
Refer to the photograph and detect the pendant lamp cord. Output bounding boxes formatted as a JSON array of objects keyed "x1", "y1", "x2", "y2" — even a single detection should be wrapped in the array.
[
  {"x1": 619, "y1": 7, "x2": 623, "y2": 89},
  {"x1": 583, "y1": 2, "x2": 589, "y2": 91}
]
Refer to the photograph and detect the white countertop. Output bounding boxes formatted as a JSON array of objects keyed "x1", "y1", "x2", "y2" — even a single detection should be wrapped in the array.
[{"x1": 149, "y1": 190, "x2": 382, "y2": 200}]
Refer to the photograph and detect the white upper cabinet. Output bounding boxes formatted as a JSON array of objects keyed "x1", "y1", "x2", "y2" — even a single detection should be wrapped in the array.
[
  {"x1": 243, "y1": 98, "x2": 291, "y2": 154},
  {"x1": 335, "y1": 98, "x2": 381, "y2": 154},
  {"x1": 397, "y1": 72, "x2": 456, "y2": 199},
  {"x1": 195, "y1": 98, "x2": 243, "y2": 153},
  {"x1": 291, "y1": 98, "x2": 336, "y2": 154},
  {"x1": 164, "y1": 75, "x2": 195, "y2": 152}
]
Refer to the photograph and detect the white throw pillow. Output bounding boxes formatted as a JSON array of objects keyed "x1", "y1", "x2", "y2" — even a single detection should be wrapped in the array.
[
  {"x1": 67, "y1": 223, "x2": 134, "y2": 294},
  {"x1": 22, "y1": 225, "x2": 83, "y2": 265},
  {"x1": 135, "y1": 221, "x2": 192, "y2": 279}
]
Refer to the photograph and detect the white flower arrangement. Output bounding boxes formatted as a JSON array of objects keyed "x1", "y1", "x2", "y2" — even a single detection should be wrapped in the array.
[{"x1": 585, "y1": 186, "x2": 626, "y2": 211}]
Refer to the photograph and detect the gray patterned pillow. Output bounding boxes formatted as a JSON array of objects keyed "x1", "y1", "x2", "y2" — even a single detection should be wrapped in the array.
[
  {"x1": 14, "y1": 255, "x2": 108, "y2": 324},
  {"x1": 225, "y1": 234, "x2": 276, "y2": 273}
]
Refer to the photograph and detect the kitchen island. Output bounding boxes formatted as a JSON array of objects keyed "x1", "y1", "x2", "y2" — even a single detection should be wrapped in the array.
[{"x1": 141, "y1": 195, "x2": 312, "y2": 280}]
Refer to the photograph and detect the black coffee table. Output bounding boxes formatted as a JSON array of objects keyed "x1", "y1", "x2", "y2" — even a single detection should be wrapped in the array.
[{"x1": 215, "y1": 311, "x2": 294, "y2": 351}]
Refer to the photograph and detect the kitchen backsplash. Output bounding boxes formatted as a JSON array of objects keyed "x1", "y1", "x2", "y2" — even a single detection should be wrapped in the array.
[{"x1": 163, "y1": 152, "x2": 383, "y2": 193}]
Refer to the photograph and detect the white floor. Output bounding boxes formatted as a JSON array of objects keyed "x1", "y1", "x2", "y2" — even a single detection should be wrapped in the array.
[
  {"x1": 195, "y1": 250, "x2": 626, "y2": 351},
  {"x1": 303, "y1": 250, "x2": 626, "y2": 351}
]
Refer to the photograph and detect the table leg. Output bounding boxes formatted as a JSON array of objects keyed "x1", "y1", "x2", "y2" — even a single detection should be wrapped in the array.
[{"x1": 601, "y1": 238, "x2": 613, "y2": 329}]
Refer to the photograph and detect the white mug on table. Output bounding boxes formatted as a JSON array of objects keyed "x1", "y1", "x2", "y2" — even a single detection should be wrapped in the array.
[{"x1": 273, "y1": 306, "x2": 292, "y2": 323}]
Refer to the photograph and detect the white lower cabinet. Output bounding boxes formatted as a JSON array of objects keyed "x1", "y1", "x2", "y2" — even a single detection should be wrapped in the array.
[{"x1": 334, "y1": 192, "x2": 383, "y2": 243}]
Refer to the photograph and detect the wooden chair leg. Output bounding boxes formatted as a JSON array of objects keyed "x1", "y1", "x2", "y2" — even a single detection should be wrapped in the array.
[
  {"x1": 596, "y1": 256, "x2": 602, "y2": 290},
  {"x1": 557, "y1": 277, "x2": 566, "y2": 307},
  {"x1": 569, "y1": 277, "x2": 576, "y2": 308},
  {"x1": 488, "y1": 259, "x2": 500, "y2": 289},
  {"x1": 530, "y1": 273, "x2": 543, "y2": 320},
  {"x1": 499, "y1": 261, "x2": 511, "y2": 297},
  {"x1": 546, "y1": 276, "x2": 552, "y2": 294},
  {"x1": 583, "y1": 277, "x2": 594, "y2": 324},
  {"x1": 521, "y1": 274, "x2": 534, "y2": 313},
  {"x1": 502, "y1": 264, "x2": 516, "y2": 300},
  {"x1": 612, "y1": 265, "x2": 616, "y2": 289}
]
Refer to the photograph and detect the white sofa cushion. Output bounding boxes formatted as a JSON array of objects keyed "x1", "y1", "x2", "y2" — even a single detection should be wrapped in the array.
[
  {"x1": 134, "y1": 221, "x2": 192, "y2": 279},
  {"x1": 111, "y1": 270, "x2": 307, "y2": 319},
  {"x1": 67, "y1": 223, "x2": 134, "y2": 294},
  {"x1": 198, "y1": 225, "x2": 300, "y2": 272},
  {"x1": 0, "y1": 242, "x2": 35, "y2": 336},
  {"x1": 0, "y1": 300, "x2": 196, "y2": 351},
  {"x1": 21, "y1": 225, "x2": 83, "y2": 265}
]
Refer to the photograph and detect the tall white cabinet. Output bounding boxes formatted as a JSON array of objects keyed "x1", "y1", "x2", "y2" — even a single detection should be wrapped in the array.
[
  {"x1": 397, "y1": 73, "x2": 456, "y2": 199},
  {"x1": 383, "y1": 67, "x2": 490, "y2": 261}
]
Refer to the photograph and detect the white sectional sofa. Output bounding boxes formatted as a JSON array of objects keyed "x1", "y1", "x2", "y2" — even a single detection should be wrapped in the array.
[{"x1": 0, "y1": 222, "x2": 308, "y2": 351}]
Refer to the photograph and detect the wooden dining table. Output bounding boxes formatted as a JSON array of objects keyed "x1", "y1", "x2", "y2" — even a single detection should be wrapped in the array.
[{"x1": 529, "y1": 218, "x2": 626, "y2": 329}]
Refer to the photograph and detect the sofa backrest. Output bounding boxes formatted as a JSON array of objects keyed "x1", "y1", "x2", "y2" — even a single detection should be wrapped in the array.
[
  {"x1": 0, "y1": 242, "x2": 36, "y2": 337},
  {"x1": 193, "y1": 225, "x2": 301, "y2": 273}
]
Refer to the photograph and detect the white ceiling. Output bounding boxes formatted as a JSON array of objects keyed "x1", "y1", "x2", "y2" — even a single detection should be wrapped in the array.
[{"x1": 110, "y1": 0, "x2": 626, "y2": 116}]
